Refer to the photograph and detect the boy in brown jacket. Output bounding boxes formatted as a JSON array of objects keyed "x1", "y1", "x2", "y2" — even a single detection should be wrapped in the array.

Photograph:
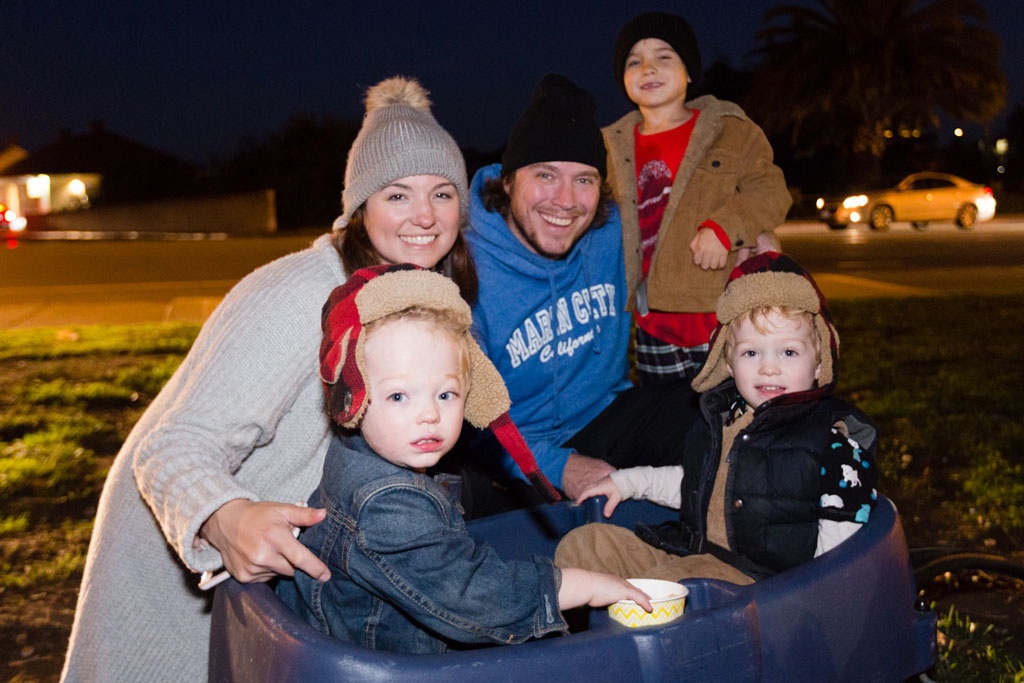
[{"x1": 603, "y1": 11, "x2": 791, "y2": 383}]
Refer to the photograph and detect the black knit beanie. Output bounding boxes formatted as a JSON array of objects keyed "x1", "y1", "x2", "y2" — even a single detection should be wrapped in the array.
[
  {"x1": 501, "y1": 73, "x2": 607, "y2": 178},
  {"x1": 613, "y1": 12, "x2": 702, "y2": 98}
]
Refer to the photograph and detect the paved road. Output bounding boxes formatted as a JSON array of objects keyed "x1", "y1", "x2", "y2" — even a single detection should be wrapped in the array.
[{"x1": 2, "y1": 219, "x2": 1022, "y2": 329}]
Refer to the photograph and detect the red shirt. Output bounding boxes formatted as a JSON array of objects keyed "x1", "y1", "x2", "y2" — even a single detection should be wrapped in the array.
[{"x1": 633, "y1": 111, "x2": 725, "y2": 347}]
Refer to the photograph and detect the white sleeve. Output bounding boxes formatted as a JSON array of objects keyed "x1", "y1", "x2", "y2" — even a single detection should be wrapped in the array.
[
  {"x1": 610, "y1": 466, "x2": 684, "y2": 509},
  {"x1": 131, "y1": 242, "x2": 344, "y2": 570},
  {"x1": 815, "y1": 519, "x2": 862, "y2": 557}
]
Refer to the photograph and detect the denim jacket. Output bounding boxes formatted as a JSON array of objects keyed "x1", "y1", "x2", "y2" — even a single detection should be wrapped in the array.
[{"x1": 275, "y1": 434, "x2": 567, "y2": 654}]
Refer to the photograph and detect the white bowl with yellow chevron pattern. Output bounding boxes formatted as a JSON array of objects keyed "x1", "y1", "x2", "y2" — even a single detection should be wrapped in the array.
[{"x1": 608, "y1": 578, "x2": 688, "y2": 628}]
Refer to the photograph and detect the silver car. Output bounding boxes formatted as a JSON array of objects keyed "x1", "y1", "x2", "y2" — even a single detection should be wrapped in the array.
[{"x1": 816, "y1": 172, "x2": 996, "y2": 231}]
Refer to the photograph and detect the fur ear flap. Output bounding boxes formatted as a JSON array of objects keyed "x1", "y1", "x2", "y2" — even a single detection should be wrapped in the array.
[
  {"x1": 327, "y1": 382, "x2": 352, "y2": 425},
  {"x1": 364, "y1": 76, "x2": 432, "y2": 113}
]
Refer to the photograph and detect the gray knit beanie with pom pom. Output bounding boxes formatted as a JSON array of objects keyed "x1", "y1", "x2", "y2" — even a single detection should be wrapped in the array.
[{"x1": 333, "y1": 76, "x2": 468, "y2": 230}]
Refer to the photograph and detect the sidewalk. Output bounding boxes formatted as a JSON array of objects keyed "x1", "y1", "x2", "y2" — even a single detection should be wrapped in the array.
[{"x1": 0, "y1": 281, "x2": 234, "y2": 329}]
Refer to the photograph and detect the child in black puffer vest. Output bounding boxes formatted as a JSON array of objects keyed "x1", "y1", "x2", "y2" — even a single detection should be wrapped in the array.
[{"x1": 555, "y1": 252, "x2": 878, "y2": 583}]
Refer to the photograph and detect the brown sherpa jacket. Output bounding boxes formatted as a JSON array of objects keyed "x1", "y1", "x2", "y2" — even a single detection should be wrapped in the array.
[{"x1": 603, "y1": 95, "x2": 792, "y2": 314}]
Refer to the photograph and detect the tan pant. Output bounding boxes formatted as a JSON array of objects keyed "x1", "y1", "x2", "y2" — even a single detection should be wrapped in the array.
[{"x1": 554, "y1": 523, "x2": 755, "y2": 585}]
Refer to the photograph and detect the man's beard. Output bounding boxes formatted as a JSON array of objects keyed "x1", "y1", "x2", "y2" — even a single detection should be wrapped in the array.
[{"x1": 508, "y1": 210, "x2": 590, "y2": 260}]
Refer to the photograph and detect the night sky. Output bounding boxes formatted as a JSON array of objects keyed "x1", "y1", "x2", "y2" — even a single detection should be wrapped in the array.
[{"x1": 4, "y1": 1, "x2": 1022, "y2": 164}]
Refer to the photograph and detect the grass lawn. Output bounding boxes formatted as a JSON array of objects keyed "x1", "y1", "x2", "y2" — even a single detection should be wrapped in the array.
[{"x1": 2, "y1": 295, "x2": 1024, "y2": 681}]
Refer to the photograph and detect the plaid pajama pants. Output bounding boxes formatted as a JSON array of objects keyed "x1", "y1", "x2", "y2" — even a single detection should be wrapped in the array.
[{"x1": 635, "y1": 327, "x2": 709, "y2": 384}]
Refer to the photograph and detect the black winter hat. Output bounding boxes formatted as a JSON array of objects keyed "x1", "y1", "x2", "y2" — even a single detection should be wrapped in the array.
[
  {"x1": 501, "y1": 73, "x2": 606, "y2": 178},
  {"x1": 613, "y1": 12, "x2": 702, "y2": 98}
]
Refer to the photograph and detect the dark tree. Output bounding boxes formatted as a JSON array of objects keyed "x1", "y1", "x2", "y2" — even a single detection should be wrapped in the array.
[
  {"x1": 747, "y1": 0, "x2": 1006, "y2": 183},
  {"x1": 208, "y1": 114, "x2": 360, "y2": 229}
]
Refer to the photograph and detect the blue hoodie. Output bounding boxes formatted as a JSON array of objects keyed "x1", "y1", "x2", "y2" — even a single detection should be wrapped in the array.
[{"x1": 466, "y1": 163, "x2": 632, "y2": 486}]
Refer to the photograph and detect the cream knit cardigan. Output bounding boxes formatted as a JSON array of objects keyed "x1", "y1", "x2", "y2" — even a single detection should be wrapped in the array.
[{"x1": 61, "y1": 234, "x2": 347, "y2": 682}]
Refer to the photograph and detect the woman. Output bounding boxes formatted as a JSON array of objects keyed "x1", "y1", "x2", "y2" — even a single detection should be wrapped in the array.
[{"x1": 60, "y1": 76, "x2": 475, "y2": 683}]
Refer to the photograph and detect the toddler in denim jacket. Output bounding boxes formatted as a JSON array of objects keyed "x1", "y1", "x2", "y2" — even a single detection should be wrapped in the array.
[{"x1": 276, "y1": 264, "x2": 651, "y2": 653}]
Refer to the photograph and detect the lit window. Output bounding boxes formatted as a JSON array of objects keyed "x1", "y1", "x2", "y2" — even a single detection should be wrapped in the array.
[{"x1": 26, "y1": 174, "x2": 51, "y2": 199}]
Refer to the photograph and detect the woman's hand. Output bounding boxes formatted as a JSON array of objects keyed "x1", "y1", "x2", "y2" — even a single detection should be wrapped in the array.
[
  {"x1": 558, "y1": 568, "x2": 653, "y2": 611},
  {"x1": 575, "y1": 476, "x2": 624, "y2": 519},
  {"x1": 199, "y1": 499, "x2": 330, "y2": 583}
]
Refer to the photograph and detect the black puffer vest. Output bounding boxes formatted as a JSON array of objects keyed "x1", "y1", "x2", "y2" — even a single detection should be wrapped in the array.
[{"x1": 639, "y1": 380, "x2": 876, "y2": 579}]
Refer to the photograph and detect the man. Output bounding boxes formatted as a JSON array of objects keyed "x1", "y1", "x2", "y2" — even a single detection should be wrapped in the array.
[{"x1": 457, "y1": 74, "x2": 699, "y2": 513}]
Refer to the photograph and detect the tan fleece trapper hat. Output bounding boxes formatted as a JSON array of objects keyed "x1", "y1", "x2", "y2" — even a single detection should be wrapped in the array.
[{"x1": 692, "y1": 252, "x2": 839, "y2": 393}]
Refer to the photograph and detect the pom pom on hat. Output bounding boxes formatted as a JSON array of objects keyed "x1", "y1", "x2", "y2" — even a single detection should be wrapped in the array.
[{"x1": 365, "y1": 76, "x2": 432, "y2": 112}]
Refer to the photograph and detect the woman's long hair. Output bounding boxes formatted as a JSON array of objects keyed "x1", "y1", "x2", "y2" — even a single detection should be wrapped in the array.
[{"x1": 331, "y1": 206, "x2": 478, "y2": 305}]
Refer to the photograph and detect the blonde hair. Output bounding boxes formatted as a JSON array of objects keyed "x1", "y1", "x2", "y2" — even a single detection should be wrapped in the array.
[
  {"x1": 363, "y1": 306, "x2": 473, "y2": 388},
  {"x1": 724, "y1": 305, "x2": 820, "y2": 362}
]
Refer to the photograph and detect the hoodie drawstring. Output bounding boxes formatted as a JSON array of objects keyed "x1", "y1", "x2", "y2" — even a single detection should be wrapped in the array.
[{"x1": 547, "y1": 266, "x2": 563, "y2": 427}]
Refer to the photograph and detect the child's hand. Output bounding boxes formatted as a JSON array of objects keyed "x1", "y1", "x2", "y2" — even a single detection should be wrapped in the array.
[
  {"x1": 575, "y1": 475, "x2": 624, "y2": 518},
  {"x1": 689, "y1": 229, "x2": 728, "y2": 270},
  {"x1": 558, "y1": 568, "x2": 653, "y2": 612}
]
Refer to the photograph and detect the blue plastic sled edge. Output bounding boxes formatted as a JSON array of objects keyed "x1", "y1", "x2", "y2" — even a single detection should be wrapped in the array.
[{"x1": 209, "y1": 495, "x2": 936, "y2": 682}]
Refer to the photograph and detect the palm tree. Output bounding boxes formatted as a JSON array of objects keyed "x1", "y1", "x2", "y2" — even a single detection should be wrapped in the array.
[{"x1": 748, "y1": 0, "x2": 1006, "y2": 182}]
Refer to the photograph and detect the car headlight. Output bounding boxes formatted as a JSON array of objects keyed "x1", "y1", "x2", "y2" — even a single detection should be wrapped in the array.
[
  {"x1": 842, "y1": 195, "x2": 869, "y2": 209},
  {"x1": 816, "y1": 197, "x2": 825, "y2": 210}
]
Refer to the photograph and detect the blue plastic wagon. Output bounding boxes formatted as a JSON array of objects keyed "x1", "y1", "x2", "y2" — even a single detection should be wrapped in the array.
[{"x1": 209, "y1": 495, "x2": 936, "y2": 682}]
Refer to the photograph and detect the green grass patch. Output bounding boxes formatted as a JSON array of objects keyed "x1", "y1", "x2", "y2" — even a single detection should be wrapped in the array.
[
  {"x1": 0, "y1": 519, "x2": 93, "y2": 589},
  {"x1": 16, "y1": 379, "x2": 139, "y2": 408},
  {"x1": 0, "y1": 323, "x2": 200, "y2": 361},
  {"x1": 834, "y1": 294, "x2": 1024, "y2": 544},
  {"x1": 933, "y1": 605, "x2": 1024, "y2": 682},
  {"x1": 0, "y1": 436, "x2": 101, "y2": 503}
]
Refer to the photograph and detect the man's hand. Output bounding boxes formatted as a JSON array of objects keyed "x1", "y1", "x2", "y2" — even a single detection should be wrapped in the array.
[
  {"x1": 575, "y1": 475, "x2": 624, "y2": 519},
  {"x1": 199, "y1": 498, "x2": 330, "y2": 583},
  {"x1": 754, "y1": 230, "x2": 781, "y2": 254},
  {"x1": 689, "y1": 229, "x2": 728, "y2": 270},
  {"x1": 736, "y1": 231, "x2": 781, "y2": 266},
  {"x1": 561, "y1": 453, "x2": 616, "y2": 500}
]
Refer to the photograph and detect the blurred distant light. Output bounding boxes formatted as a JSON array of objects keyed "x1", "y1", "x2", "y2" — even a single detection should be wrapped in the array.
[
  {"x1": 850, "y1": 211, "x2": 861, "y2": 223},
  {"x1": 953, "y1": 128, "x2": 964, "y2": 137},
  {"x1": 912, "y1": 129, "x2": 921, "y2": 138},
  {"x1": 6, "y1": 239, "x2": 17, "y2": 249},
  {"x1": 884, "y1": 129, "x2": 894, "y2": 139},
  {"x1": 10, "y1": 217, "x2": 27, "y2": 231},
  {"x1": 69, "y1": 178, "x2": 87, "y2": 197},
  {"x1": 997, "y1": 165, "x2": 1006, "y2": 174},
  {"x1": 899, "y1": 129, "x2": 911, "y2": 138},
  {"x1": 815, "y1": 197, "x2": 825, "y2": 210},
  {"x1": 995, "y1": 138, "x2": 1009, "y2": 155},
  {"x1": 3, "y1": 209, "x2": 14, "y2": 222},
  {"x1": 26, "y1": 174, "x2": 50, "y2": 199}
]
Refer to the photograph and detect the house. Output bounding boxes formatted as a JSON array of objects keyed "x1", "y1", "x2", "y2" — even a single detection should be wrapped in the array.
[
  {"x1": 0, "y1": 123, "x2": 276, "y2": 235},
  {"x1": 0, "y1": 122, "x2": 197, "y2": 225}
]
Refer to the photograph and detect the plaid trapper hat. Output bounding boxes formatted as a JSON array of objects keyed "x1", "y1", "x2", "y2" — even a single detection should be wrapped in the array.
[
  {"x1": 319, "y1": 264, "x2": 562, "y2": 502},
  {"x1": 692, "y1": 252, "x2": 839, "y2": 393}
]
